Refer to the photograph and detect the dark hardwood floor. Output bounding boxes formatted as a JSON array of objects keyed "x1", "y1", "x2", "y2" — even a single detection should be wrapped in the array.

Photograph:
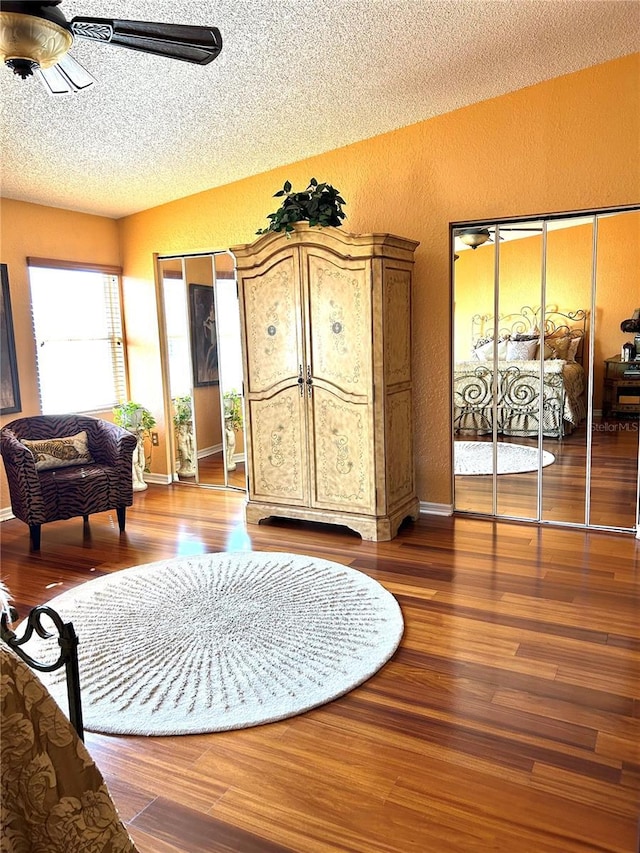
[
  {"x1": 1, "y1": 485, "x2": 638, "y2": 852},
  {"x1": 455, "y1": 417, "x2": 639, "y2": 529}
]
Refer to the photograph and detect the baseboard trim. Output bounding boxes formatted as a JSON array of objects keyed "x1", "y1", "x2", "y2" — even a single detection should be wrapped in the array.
[
  {"x1": 419, "y1": 501, "x2": 453, "y2": 517},
  {"x1": 143, "y1": 473, "x2": 173, "y2": 485},
  {"x1": 0, "y1": 507, "x2": 15, "y2": 522},
  {"x1": 198, "y1": 444, "x2": 223, "y2": 459}
]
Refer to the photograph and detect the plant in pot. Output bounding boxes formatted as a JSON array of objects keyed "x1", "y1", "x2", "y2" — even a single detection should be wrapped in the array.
[
  {"x1": 172, "y1": 395, "x2": 196, "y2": 479},
  {"x1": 223, "y1": 389, "x2": 243, "y2": 472},
  {"x1": 113, "y1": 402, "x2": 157, "y2": 492},
  {"x1": 256, "y1": 178, "x2": 346, "y2": 235}
]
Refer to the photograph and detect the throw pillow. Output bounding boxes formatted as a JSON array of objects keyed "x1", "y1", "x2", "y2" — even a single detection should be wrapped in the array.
[
  {"x1": 472, "y1": 337, "x2": 508, "y2": 361},
  {"x1": 545, "y1": 334, "x2": 571, "y2": 360},
  {"x1": 21, "y1": 431, "x2": 95, "y2": 472},
  {"x1": 506, "y1": 338, "x2": 537, "y2": 360},
  {"x1": 512, "y1": 332, "x2": 539, "y2": 341},
  {"x1": 567, "y1": 336, "x2": 582, "y2": 362}
]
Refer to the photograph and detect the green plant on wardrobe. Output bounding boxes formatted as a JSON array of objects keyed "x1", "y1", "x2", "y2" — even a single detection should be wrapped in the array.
[{"x1": 256, "y1": 178, "x2": 346, "y2": 235}]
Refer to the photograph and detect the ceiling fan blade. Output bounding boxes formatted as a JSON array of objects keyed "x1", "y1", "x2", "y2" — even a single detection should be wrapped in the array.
[
  {"x1": 36, "y1": 52, "x2": 95, "y2": 95},
  {"x1": 70, "y1": 18, "x2": 222, "y2": 65}
]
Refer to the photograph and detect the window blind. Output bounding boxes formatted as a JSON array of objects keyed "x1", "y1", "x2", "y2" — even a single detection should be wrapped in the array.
[{"x1": 27, "y1": 259, "x2": 127, "y2": 414}]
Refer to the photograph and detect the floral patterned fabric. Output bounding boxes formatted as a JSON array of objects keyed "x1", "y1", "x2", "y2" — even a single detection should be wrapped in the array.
[{"x1": 0, "y1": 645, "x2": 137, "y2": 853}]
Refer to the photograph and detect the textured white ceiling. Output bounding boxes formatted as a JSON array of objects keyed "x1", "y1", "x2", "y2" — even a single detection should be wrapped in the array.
[{"x1": 1, "y1": 0, "x2": 638, "y2": 219}]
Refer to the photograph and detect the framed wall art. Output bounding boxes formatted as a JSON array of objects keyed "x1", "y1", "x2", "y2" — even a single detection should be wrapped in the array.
[
  {"x1": 1, "y1": 264, "x2": 22, "y2": 415},
  {"x1": 189, "y1": 283, "x2": 219, "y2": 387}
]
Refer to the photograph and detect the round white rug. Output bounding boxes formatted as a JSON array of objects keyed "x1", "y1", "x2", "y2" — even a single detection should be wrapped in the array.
[
  {"x1": 31, "y1": 552, "x2": 403, "y2": 736},
  {"x1": 455, "y1": 441, "x2": 555, "y2": 475}
]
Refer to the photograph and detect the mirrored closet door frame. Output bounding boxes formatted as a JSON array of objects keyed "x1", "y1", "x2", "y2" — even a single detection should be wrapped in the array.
[
  {"x1": 451, "y1": 204, "x2": 640, "y2": 535},
  {"x1": 156, "y1": 251, "x2": 246, "y2": 491}
]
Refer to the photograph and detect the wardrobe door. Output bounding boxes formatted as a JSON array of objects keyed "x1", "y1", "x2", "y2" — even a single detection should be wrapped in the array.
[
  {"x1": 241, "y1": 249, "x2": 303, "y2": 393},
  {"x1": 302, "y1": 247, "x2": 375, "y2": 513},
  {"x1": 303, "y1": 248, "x2": 373, "y2": 397},
  {"x1": 239, "y1": 248, "x2": 308, "y2": 505},
  {"x1": 247, "y1": 387, "x2": 308, "y2": 505}
]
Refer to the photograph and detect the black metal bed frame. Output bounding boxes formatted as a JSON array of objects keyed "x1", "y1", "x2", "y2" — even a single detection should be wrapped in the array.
[
  {"x1": 470, "y1": 306, "x2": 588, "y2": 360},
  {"x1": 1, "y1": 605, "x2": 84, "y2": 740}
]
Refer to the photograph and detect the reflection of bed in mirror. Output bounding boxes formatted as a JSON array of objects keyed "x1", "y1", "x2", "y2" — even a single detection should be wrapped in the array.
[{"x1": 454, "y1": 306, "x2": 588, "y2": 439}]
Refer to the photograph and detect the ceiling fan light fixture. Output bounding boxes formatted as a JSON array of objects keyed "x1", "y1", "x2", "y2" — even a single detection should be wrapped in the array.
[
  {"x1": 457, "y1": 228, "x2": 492, "y2": 249},
  {"x1": 0, "y1": 10, "x2": 73, "y2": 77}
]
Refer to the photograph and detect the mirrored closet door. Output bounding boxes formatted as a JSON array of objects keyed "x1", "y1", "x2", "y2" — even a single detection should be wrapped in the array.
[
  {"x1": 452, "y1": 207, "x2": 640, "y2": 533},
  {"x1": 157, "y1": 252, "x2": 245, "y2": 490}
]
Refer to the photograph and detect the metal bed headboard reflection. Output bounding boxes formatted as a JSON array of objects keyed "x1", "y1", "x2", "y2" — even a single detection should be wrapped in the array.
[{"x1": 471, "y1": 306, "x2": 588, "y2": 364}]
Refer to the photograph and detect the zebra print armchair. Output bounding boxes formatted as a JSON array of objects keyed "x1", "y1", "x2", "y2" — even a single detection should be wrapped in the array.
[{"x1": 1, "y1": 415, "x2": 137, "y2": 551}]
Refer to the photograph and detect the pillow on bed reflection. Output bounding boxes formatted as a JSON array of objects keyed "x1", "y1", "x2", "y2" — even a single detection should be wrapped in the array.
[
  {"x1": 472, "y1": 338, "x2": 508, "y2": 361},
  {"x1": 506, "y1": 338, "x2": 537, "y2": 360},
  {"x1": 567, "y1": 336, "x2": 581, "y2": 361},
  {"x1": 545, "y1": 334, "x2": 572, "y2": 360}
]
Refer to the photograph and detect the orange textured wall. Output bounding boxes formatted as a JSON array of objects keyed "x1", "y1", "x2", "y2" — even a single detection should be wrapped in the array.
[
  {"x1": 0, "y1": 199, "x2": 121, "y2": 505},
  {"x1": 118, "y1": 55, "x2": 639, "y2": 505}
]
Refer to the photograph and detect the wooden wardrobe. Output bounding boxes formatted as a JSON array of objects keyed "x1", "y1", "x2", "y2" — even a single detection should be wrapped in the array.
[{"x1": 231, "y1": 224, "x2": 419, "y2": 541}]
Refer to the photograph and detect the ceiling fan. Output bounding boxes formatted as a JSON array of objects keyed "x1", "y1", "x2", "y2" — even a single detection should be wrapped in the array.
[
  {"x1": 455, "y1": 225, "x2": 543, "y2": 250},
  {"x1": 0, "y1": 1, "x2": 222, "y2": 95}
]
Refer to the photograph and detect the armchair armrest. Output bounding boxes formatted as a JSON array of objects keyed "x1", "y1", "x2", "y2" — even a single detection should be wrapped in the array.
[
  {"x1": 1, "y1": 428, "x2": 41, "y2": 484},
  {"x1": 1, "y1": 428, "x2": 37, "y2": 466},
  {"x1": 88, "y1": 420, "x2": 138, "y2": 467},
  {"x1": 0, "y1": 428, "x2": 46, "y2": 522}
]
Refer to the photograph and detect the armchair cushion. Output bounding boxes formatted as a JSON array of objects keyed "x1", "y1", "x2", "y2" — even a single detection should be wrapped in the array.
[
  {"x1": 21, "y1": 430, "x2": 95, "y2": 471},
  {"x1": 39, "y1": 465, "x2": 121, "y2": 522}
]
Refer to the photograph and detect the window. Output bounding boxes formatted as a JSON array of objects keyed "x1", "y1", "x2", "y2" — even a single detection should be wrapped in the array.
[{"x1": 27, "y1": 258, "x2": 127, "y2": 413}]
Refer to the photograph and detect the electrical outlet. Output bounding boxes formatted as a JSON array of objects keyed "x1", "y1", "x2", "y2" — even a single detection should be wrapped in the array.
[{"x1": 151, "y1": 432, "x2": 159, "y2": 446}]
